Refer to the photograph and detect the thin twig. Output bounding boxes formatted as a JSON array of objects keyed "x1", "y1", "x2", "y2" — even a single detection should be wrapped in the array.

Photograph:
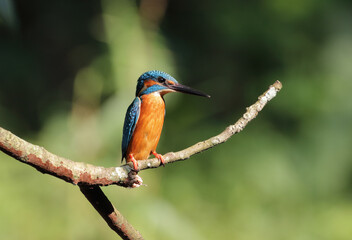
[{"x1": 136, "y1": 80, "x2": 283, "y2": 170}]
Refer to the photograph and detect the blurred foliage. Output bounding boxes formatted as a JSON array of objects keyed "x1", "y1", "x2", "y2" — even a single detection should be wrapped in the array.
[{"x1": 1, "y1": 0, "x2": 352, "y2": 239}]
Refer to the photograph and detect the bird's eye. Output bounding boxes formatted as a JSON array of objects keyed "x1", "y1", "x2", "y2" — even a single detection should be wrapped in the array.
[{"x1": 157, "y1": 76, "x2": 166, "y2": 83}]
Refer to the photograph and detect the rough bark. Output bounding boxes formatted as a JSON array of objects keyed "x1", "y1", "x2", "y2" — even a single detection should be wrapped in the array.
[{"x1": 0, "y1": 80, "x2": 282, "y2": 239}]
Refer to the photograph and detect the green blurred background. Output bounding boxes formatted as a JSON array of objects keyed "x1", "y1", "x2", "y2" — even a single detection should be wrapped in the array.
[{"x1": 1, "y1": 0, "x2": 352, "y2": 239}]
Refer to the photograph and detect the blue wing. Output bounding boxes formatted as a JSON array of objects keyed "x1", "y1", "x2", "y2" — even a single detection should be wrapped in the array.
[{"x1": 121, "y1": 97, "x2": 141, "y2": 162}]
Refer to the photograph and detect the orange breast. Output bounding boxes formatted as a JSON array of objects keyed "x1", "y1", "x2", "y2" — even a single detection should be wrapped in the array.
[{"x1": 126, "y1": 93, "x2": 165, "y2": 161}]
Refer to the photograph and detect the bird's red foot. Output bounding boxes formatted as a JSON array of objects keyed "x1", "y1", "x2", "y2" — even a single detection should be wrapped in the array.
[
  {"x1": 152, "y1": 151, "x2": 165, "y2": 167},
  {"x1": 129, "y1": 154, "x2": 139, "y2": 172}
]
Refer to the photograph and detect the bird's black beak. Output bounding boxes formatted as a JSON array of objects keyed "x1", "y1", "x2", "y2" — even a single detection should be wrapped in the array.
[{"x1": 167, "y1": 83, "x2": 210, "y2": 98}]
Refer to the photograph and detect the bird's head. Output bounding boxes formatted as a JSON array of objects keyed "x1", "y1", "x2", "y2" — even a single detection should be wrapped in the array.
[{"x1": 136, "y1": 70, "x2": 210, "y2": 98}]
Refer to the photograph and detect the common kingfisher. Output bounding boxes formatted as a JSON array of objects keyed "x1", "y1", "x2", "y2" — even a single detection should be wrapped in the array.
[{"x1": 121, "y1": 70, "x2": 210, "y2": 171}]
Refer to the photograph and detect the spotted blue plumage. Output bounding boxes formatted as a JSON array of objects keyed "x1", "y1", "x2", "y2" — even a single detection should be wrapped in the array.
[
  {"x1": 121, "y1": 97, "x2": 141, "y2": 161},
  {"x1": 136, "y1": 70, "x2": 178, "y2": 96}
]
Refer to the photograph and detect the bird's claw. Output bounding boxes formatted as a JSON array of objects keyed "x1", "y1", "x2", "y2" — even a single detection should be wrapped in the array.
[
  {"x1": 152, "y1": 151, "x2": 165, "y2": 167},
  {"x1": 129, "y1": 153, "x2": 139, "y2": 172}
]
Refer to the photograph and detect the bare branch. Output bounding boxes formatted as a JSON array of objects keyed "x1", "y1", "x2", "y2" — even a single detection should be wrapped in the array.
[
  {"x1": 79, "y1": 186, "x2": 144, "y2": 240},
  {"x1": 0, "y1": 80, "x2": 282, "y2": 188},
  {"x1": 0, "y1": 80, "x2": 282, "y2": 239}
]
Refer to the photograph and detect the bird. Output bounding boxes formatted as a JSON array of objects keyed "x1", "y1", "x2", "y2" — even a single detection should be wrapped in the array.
[{"x1": 121, "y1": 70, "x2": 210, "y2": 171}]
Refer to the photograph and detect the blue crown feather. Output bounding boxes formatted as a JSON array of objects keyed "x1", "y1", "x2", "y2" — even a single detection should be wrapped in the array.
[{"x1": 136, "y1": 70, "x2": 178, "y2": 96}]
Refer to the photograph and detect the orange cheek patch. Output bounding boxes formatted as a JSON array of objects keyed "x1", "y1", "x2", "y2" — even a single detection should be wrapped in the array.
[
  {"x1": 166, "y1": 80, "x2": 175, "y2": 85},
  {"x1": 144, "y1": 80, "x2": 159, "y2": 88}
]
